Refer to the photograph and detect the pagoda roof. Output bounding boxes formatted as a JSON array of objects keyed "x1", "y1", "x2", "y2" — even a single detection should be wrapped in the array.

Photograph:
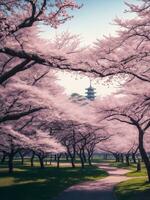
[{"x1": 85, "y1": 87, "x2": 96, "y2": 90}]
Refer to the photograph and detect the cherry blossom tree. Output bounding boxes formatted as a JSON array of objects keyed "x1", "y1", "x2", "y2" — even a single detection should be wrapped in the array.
[
  {"x1": 47, "y1": 119, "x2": 110, "y2": 168},
  {"x1": 95, "y1": 93, "x2": 150, "y2": 182},
  {"x1": 29, "y1": 130, "x2": 65, "y2": 168},
  {"x1": 0, "y1": 0, "x2": 82, "y2": 85},
  {"x1": 1, "y1": 0, "x2": 150, "y2": 85},
  {"x1": 86, "y1": 0, "x2": 150, "y2": 83},
  {"x1": 0, "y1": 125, "x2": 31, "y2": 173},
  {"x1": 0, "y1": 0, "x2": 80, "y2": 40}
]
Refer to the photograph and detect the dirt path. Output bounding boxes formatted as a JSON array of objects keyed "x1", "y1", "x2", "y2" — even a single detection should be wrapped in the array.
[{"x1": 53, "y1": 163, "x2": 131, "y2": 200}]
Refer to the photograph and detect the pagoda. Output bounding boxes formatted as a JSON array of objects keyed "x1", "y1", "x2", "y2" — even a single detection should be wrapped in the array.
[{"x1": 85, "y1": 81, "x2": 96, "y2": 100}]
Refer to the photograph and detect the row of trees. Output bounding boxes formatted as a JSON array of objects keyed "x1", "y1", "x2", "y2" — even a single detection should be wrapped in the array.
[
  {"x1": 48, "y1": 120, "x2": 110, "y2": 168},
  {"x1": 0, "y1": 115, "x2": 111, "y2": 173},
  {"x1": 0, "y1": 0, "x2": 89, "y2": 173}
]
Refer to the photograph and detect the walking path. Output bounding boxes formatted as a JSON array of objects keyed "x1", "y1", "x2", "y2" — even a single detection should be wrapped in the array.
[{"x1": 53, "y1": 163, "x2": 131, "y2": 200}]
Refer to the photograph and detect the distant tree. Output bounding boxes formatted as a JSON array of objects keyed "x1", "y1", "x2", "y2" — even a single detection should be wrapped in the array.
[
  {"x1": 29, "y1": 130, "x2": 65, "y2": 168},
  {"x1": 0, "y1": 125, "x2": 31, "y2": 173}
]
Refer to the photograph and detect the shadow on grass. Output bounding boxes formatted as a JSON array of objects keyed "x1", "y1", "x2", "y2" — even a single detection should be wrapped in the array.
[
  {"x1": 0, "y1": 164, "x2": 107, "y2": 200},
  {"x1": 116, "y1": 177, "x2": 150, "y2": 200}
]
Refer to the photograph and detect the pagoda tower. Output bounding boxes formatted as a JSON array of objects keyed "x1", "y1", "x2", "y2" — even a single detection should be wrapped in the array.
[{"x1": 85, "y1": 81, "x2": 96, "y2": 100}]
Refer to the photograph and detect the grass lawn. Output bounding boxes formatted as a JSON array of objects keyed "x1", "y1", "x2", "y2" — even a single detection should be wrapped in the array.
[
  {"x1": 115, "y1": 177, "x2": 150, "y2": 200},
  {"x1": 0, "y1": 161, "x2": 107, "y2": 200},
  {"x1": 113, "y1": 162, "x2": 150, "y2": 200},
  {"x1": 110, "y1": 162, "x2": 147, "y2": 177}
]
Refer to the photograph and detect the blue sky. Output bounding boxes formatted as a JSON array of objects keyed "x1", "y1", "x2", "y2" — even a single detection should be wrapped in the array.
[{"x1": 41, "y1": 0, "x2": 136, "y2": 44}]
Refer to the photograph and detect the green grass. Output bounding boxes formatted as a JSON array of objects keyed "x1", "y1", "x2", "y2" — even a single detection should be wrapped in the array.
[
  {"x1": 112, "y1": 162, "x2": 150, "y2": 200},
  {"x1": 110, "y1": 162, "x2": 147, "y2": 177},
  {"x1": 0, "y1": 161, "x2": 107, "y2": 200},
  {"x1": 110, "y1": 161, "x2": 139, "y2": 170},
  {"x1": 115, "y1": 177, "x2": 150, "y2": 200},
  {"x1": 127, "y1": 167, "x2": 147, "y2": 177}
]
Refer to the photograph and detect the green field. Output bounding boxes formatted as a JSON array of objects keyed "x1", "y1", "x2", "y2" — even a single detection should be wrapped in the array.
[{"x1": 0, "y1": 161, "x2": 107, "y2": 200}]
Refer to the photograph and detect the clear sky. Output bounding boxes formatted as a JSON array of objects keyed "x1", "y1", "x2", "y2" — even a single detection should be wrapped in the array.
[
  {"x1": 40, "y1": 0, "x2": 136, "y2": 97},
  {"x1": 41, "y1": 0, "x2": 135, "y2": 44}
]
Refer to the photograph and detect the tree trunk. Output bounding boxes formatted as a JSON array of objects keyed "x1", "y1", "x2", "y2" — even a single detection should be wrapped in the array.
[
  {"x1": 125, "y1": 154, "x2": 130, "y2": 166},
  {"x1": 8, "y1": 154, "x2": 14, "y2": 173},
  {"x1": 39, "y1": 156, "x2": 44, "y2": 169},
  {"x1": 137, "y1": 159, "x2": 141, "y2": 172},
  {"x1": 1, "y1": 153, "x2": 6, "y2": 163},
  {"x1": 139, "y1": 130, "x2": 150, "y2": 183},
  {"x1": 132, "y1": 153, "x2": 137, "y2": 164},
  {"x1": 80, "y1": 157, "x2": 84, "y2": 168},
  {"x1": 31, "y1": 152, "x2": 35, "y2": 167},
  {"x1": 57, "y1": 158, "x2": 60, "y2": 168},
  {"x1": 118, "y1": 154, "x2": 121, "y2": 162},
  {"x1": 54, "y1": 155, "x2": 57, "y2": 161},
  {"x1": 19, "y1": 152, "x2": 24, "y2": 165},
  {"x1": 49, "y1": 155, "x2": 52, "y2": 165},
  {"x1": 67, "y1": 149, "x2": 75, "y2": 168},
  {"x1": 120, "y1": 154, "x2": 124, "y2": 163},
  {"x1": 45, "y1": 159, "x2": 48, "y2": 165},
  {"x1": 79, "y1": 152, "x2": 85, "y2": 169},
  {"x1": 88, "y1": 156, "x2": 92, "y2": 166},
  {"x1": 71, "y1": 157, "x2": 75, "y2": 168},
  {"x1": 87, "y1": 150, "x2": 93, "y2": 166},
  {"x1": 82, "y1": 149, "x2": 87, "y2": 163},
  {"x1": 65, "y1": 153, "x2": 69, "y2": 161},
  {"x1": 114, "y1": 153, "x2": 119, "y2": 162},
  {"x1": 57, "y1": 154, "x2": 61, "y2": 168}
]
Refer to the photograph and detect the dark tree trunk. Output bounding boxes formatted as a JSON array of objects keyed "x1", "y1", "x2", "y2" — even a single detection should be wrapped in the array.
[
  {"x1": 49, "y1": 155, "x2": 52, "y2": 165},
  {"x1": 79, "y1": 151, "x2": 85, "y2": 169},
  {"x1": 137, "y1": 159, "x2": 141, "y2": 172},
  {"x1": 125, "y1": 154, "x2": 130, "y2": 166},
  {"x1": 87, "y1": 150, "x2": 93, "y2": 166},
  {"x1": 57, "y1": 154, "x2": 61, "y2": 168},
  {"x1": 31, "y1": 152, "x2": 35, "y2": 167},
  {"x1": 139, "y1": 130, "x2": 150, "y2": 183},
  {"x1": 120, "y1": 154, "x2": 124, "y2": 163},
  {"x1": 39, "y1": 156, "x2": 44, "y2": 169},
  {"x1": 67, "y1": 149, "x2": 76, "y2": 168},
  {"x1": 114, "y1": 153, "x2": 119, "y2": 162},
  {"x1": 19, "y1": 152, "x2": 24, "y2": 165},
  {"x1": 8, "y1": 154, "x2": 14, "y2": 173},
  {"x1": 88, "y1": 156, "x2": 92, "y2": 166},
  {"x1": 1, "y1": 153, "x2": 6, "y2": 163},
  {"x1": 132, "y1": 153, "x2": 137, "y2": 164},
  {"x1": 65, "y1": 153, "x2": 69, "y2": 161},
  {"x1": 82, "y1": 149, "x2": 87, "y2": 163},
  {"x1": 54, "y1": 155, "x2": 57, "y2": 161},
  {"x1": 80, "y1": 156, "x2": 84, "y2": 168},
  {"x1": 118, "y1": 154, "x2": 121, "y2": 162},
  {"x1": 71, "y1": 157, "x2": 75, "y2": 168},
  {"x1": 57, "y1": 158, "x2": 60, "y2": 168}
]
